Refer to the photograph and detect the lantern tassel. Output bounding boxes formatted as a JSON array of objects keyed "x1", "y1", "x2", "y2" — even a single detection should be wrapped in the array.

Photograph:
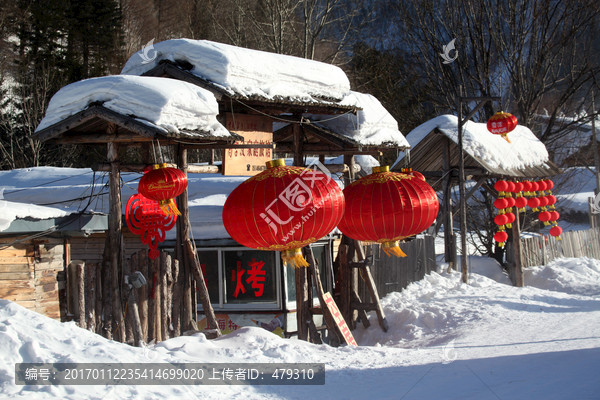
[
  {"x1": 282, "y1": 248, "x2": 309, "y2": 268},
  {"x1": 159, "y1": 199, "x2": 181, "y2": 217},
  {"x1": 382, "y1": 240, "x2": 407, "y2": 258}
]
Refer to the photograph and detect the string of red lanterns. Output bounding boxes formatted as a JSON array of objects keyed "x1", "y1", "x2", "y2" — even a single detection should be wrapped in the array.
[{"x1": 492, "y1": 178, "x2": 562, "y2": 248}]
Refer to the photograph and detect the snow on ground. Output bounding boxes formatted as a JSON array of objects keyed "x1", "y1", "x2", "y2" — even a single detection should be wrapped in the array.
[
  {"x1": 1, "y1": 257, "x2": 599, "y2": 399},
  {"x1": 36, "y1": 75, "x2": 230, "y2": 137},
  {"x1": 121, "y1": 39, "x2": 351, "y2": 103}
]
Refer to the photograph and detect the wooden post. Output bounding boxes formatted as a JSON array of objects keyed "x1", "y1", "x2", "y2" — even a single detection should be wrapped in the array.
[
  {"x1": 441, "y1": 137, "x2": 456, "y2": 269},
  {"x1": 85, "y1": 263, "x2": 96, "y2": 332},
  {"x1": 305, "y1": 247, "x2": 343, "y2": 347},
  {"x1": 75, "y1": 261, "x2": 86, "y2": 329},
  {"x1": 185, "y1": 240, "x2": 221, "y2": 336},
  {"x1": 171, "y1": 258, "x2": 182, "y2": 337},
  {"x1": 354, "y1": 242, "x2": 388, "y2": 332},
  {"x1": 137, "y1": 250, "x2": 149, "y2": 342},
  {"x1": 160, "y1": 252, "x2": 170, "y2": 341},
  {"x1": 337, "y1": 241, "x2": 352, "y2": 325},
  {"x1": 295, "y1": 264, "x2": 310, "y2": 341},
  {"x1": 177, "y1": 145, "x2": 221, "y2": 336},
  {"x1": 511, "y1": 213, "x2": 524, "y2": 287},
  {"x1": 94, "y1": 260, "x2": 103, "y2": 334},
  {"x1": 293, "y1": 120, "x2": 303, "y2": 166},
  {"x1": 107, "y1": 141, "x2": 126, "y2": 342},
  {"x1": 147, "y1": 256, "x2": 157, "y2": 342}
]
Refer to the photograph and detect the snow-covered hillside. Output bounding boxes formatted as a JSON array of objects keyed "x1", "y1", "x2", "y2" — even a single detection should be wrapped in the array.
[{"x1": 1, "y1": 256, "x2": 599, "y2": 399}]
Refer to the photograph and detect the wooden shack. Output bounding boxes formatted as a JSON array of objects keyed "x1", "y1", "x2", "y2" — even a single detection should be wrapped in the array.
[{"x1": 392, "y1": 114, "x2": 560, "y2": 285}]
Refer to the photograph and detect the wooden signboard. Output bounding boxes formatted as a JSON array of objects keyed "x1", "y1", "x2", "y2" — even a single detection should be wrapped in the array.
[
  {"x1": 222, "y1": 113, "x2": 273, "y2": 176},
  {"x1": 322, "y1": 292, "x2": 357, "y2": 346}
]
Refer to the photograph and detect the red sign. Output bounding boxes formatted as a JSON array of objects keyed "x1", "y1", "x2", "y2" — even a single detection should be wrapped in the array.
[
  {"x1": 322, "y1": 292, "x2": 357, "y2": 346},
  {"x1": 230, "y1": 258, "x2": 266, "y2": 298}
]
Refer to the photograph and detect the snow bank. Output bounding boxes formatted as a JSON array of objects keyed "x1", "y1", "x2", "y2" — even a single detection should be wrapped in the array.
[
  {"x1": 121, "y1": 39, "x2": 351, "y2": 103},
  {"x1": 2, "y1": 256, "x2": 600, "y2": 399},
  {"x1": 309, "y1": 91, "x2": 409, "y2": 147},
  {"x1": 36, "y1": 75, "x2": 229, "y2": 137},
  {"x1": 524, "y1": 257, "x2": 600, "y2": 296},
  {"x1": 392, "y1": 114, "x2": 550, "y2": 172}
]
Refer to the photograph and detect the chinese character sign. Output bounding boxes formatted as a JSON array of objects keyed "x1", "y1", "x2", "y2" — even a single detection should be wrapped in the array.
[{"x1": 222, "y1": 113, "x2": 273, "y2": 176}]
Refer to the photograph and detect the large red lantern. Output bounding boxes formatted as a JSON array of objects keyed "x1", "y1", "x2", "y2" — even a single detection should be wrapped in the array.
[
  {"x1": 337, "y1": 166, "x2": 439, "y2": 257},
  {"x1": 487, "y1": 111, "x2": 518, "y2": 142},
  {"x1": 138, "y1": 163, "x2": 188, "y2": 216},
  {"x1": 222, "y1": 159, "x2": 344, "y2": 268}
]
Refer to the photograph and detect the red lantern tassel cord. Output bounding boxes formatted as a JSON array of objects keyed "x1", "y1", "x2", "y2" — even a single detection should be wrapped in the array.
[
  {"x1": 382, "y1": 240, "x2": 407, "y2": 257},
  {"x1": 281, "y1": 248, "x2": 310, "y2": 268}
]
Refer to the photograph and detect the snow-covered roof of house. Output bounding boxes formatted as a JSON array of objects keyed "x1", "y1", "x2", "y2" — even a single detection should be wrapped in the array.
[
  {"x1": 306, "y1": 91, "x2": 409, "y2": 148},
  {"x1": 120, "y1": 39, "x2": 356, "y2": 111},
  {"x1": 392, "y1": 114, "x2": 559, "y2": 177},
  {"x1": 35, "y1": 75, "x2": 239, "y2": 143}
]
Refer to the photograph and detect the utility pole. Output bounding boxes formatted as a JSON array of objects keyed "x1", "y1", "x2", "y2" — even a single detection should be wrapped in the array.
[{"x1": 457, "y1": 95, "x2": 500, "y2": 284}]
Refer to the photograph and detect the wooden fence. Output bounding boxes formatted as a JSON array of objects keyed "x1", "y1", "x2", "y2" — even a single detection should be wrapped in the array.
[
  {"x1": 520, "y1": 228, "x2": 600, "y2": 268},
  {"x1": 66, "y1": 249, "x2": 196, "y2": 345},
  {"x1": 359, "y1": 234, "x2": 436, "y2": 299}
]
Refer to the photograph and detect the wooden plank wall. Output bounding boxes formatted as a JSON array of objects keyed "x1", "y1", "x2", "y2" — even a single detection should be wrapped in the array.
[
  {"x1": 69, "y1": 232, "x2": 149, "y2": 265},
  {"x1": 0, "y1": 238, "x2": 64, "y2": 319},
  {"x1": 359, "y1": 235, "x2": 436, "y2": 299},
  {"x1": 520, "y1": 228, "x2": 600, "y2": 268}
]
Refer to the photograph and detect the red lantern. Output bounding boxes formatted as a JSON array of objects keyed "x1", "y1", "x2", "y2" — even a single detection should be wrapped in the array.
[
  {"x1": 505, "y1": 212, "x2": 515, "y2": 224},
  {"x1": 506, "y1": 181, "x2": 516, "y2": 193},
  {"x1": 487, "y1": 111, "x2": 518, "y2": 142},
  {"x1": 538, "y1": 196, "x2": 549, "y2": 208},
  {"x1": 222, "y1": 159, "x2": 344, "y2": 268},
  {"x1": 494, "y1": 198, "x2": 509, "y2": 210},
  {"x1": 544, "y1": 179, "x2": 554, "y2": 191},
  {"x1": 528, "y1": 197, "x2": 541, "y2": 210},
  {"x1": 546, "y1": 195, "x2": 557, "y2": 206},
  {"x1": 494, "y1": 180, "x2": 509, "y2": 193},
  {"x1": 138, "y1": 163, "x2": 188, "y2": 216},
  {"x1": 505, "y1": 197, "x2": 516, "y2": 209},
  {"x1": 338, "y1": 166, "x2": 439, "y2": 257},
  {"x1": 515, "y1": 196, "x2": 528, "y2": 210},
  {"x1": 538, "y1": 211, "x2": 551, "y2": 225},
  {"x1": 514, "y1": 182, "x2": 524, "y2": 193},
  {"x1": 549, "y1": 211, "x2": 560, "y2": 221},
  {"x1": 494, "y1": 214, "x2": 508, "y2": 226},
  {"x1": 550, "y1": 226, "x2": 562, "y2": 237},
  {"x1": 530, "y1": 181, "x2": 540, "y2": 193},
  {"x1": 126, "y1": 193, "x2": 177, "y2": 259},
  {"x1": 494, "y1": 231, "x2": 508, "y2": 244}
]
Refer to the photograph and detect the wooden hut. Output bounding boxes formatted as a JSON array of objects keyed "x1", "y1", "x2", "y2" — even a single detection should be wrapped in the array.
[{"x1": 392, "y1": 114, "x2": 560, "y2": 285}]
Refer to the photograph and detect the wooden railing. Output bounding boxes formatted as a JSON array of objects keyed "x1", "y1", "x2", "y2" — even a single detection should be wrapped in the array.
[{"x1": 519, "y1": 228, "x2": 600, "y2": 268}]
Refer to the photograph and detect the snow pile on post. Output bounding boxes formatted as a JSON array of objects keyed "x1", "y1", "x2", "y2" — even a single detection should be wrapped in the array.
[
  {"x1": 35, "y1": 75, "x2": 229, "y2": 136},
  {"x1": 121, "y1": 39, "x2": 351, "y2": 103},
  {"x1": 393, "y1": 114, "x2": 550, "y2": 171},
  {"x1": 308, "y1": 91, "x2": 409, "y2": 147}
]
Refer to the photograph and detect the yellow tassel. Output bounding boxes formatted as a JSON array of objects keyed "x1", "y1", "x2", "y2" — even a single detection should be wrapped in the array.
[
  {"x1": 382, "y1": 240, "x2": 407, "y2": 257},
  {"x1": 159, "y1": 199, "x2": 181, "y2": 217},
  {"x1": 281, "y1": 248, "x2": 309, "y2": 268}
]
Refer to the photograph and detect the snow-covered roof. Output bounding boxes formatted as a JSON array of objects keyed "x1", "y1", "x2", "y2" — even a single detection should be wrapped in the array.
[
  {"x1": 392, "y1": 114, "x2": 555, "y2": 176},
  {"x1": 121, "y1": 39, "x2": 352, "y2": 106},
  {"x1": 36, "y1": 75, "x2": 230, "y2": 137},
  {"x1": 307, "y1": 91, "x2": 409, "y2": 147}
]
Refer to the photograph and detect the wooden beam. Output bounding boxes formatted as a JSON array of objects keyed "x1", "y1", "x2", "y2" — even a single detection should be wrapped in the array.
[
  {"x1": 94, "y1": 163, "x2": 221, "y2": 174},
  {"x1": 107, "y1": 140, "x2": 126, "y2": 342}
]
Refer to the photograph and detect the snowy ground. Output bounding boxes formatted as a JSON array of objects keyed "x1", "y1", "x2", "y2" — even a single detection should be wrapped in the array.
[{"x1": 1, "y1": 256, "x2": 599, "y2": 399}]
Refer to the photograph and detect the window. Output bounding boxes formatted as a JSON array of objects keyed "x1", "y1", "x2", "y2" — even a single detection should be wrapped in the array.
[
  {"x1": 197, "y1": 247, "x2": 281, "y2": 311},
  {"x1": 285, "y1": 242, "x2": 332, "y2": 307}
]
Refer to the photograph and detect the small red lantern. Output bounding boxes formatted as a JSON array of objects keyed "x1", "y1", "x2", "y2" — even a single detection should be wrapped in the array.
[
  {"x1": 544, "y1": 179, "x2": 554, "y2": 191},
  {"x1": 487, "y1": 111, "x2": 518, "y2": 142},
  {"x1": 514, "y1": 182, "x2": 524, "y2": 193},
  {"x1": 138, "y1": 163, "x2": 188, "y2": 216},
  {"x1": 494, "y1": 198, "x2": 509, "y2": 210},
  {"x1": 223, "y1": 159, "x2": 344, "y2": 268},
  {"x1": 494, "y1": 214, "x2": 508, "y2": 227},
  {"x1": 528, "y1": 197, "x2": 541, "y2": 211},
  {"x1": 494, "y1": 231, "x2": 509, "y2": 247},
  {"x1": 546, "y1": 195, "x2": 557, "y2": 206},
  {"x1": 338, "y1": 166, "x2": 439, "y2": 257},
  {"x1": 538, "y1": 196, "x2": 549, "y2": 208},
  {"x1": 494, "y1": 180, "x2": 509, "y2": 194},
  {"x1": 550, "y1": 225, "x2": 562, "y2": 238},
  {"x1": 515, "y1": 196, "x2": 528, "y2": 211},
  {"x1": 505, "y1": 197, "x2": 516, "y2": 209},
  {"x1": 538, "y1": 211, "x2": 551, "y2": 225},
  {"x1": 549, "y1": 211, "x2": 560, "y2": 221}
]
